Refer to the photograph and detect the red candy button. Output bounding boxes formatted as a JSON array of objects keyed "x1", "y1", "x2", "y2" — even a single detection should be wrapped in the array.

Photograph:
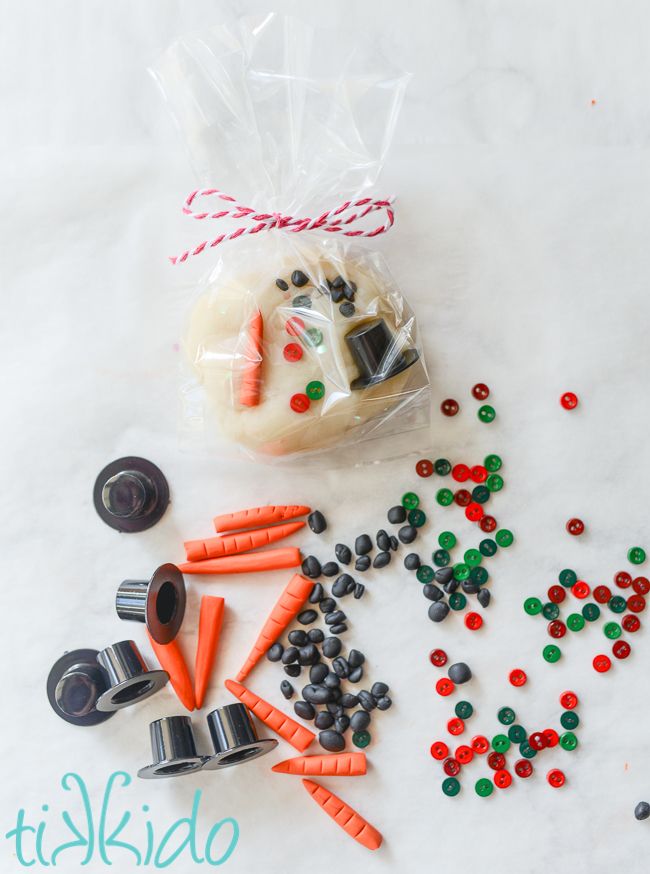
[
  {"x1": 543, "y1": 728, "x2": 560, "y2": 747},
  {"x1": 290, "y1": 393, "x2": 310, "y2": 413},
  {"x1": 633, "y1": 576, "x2": 650, "y2": 595},
  {"x1": 436, "y1": 677, "x2": 455, "y2": 696},
  {"x1": 452, "y1": 463, "x2": 470, "y2": 482},
  {"x1": 560, "y1": 690, "x2": 578, "y2": 709},
  {"x1": 443, "y1": 757, "x2": 461, "y2": 776},
  {"x1": 593, "y1": 654, "x2": 612, "y2": 673},
  {"x1": 572, "y1": 580, "x2": 590, "y2": 599},
  {"x1": 509, "y1": 668, "x2": 527, "y2": 687},
  {"x1": 479, "y1": 515, "x2": 497, "y2": 533},
  {"x1": 594, "y1": 585, "x2": 612, "y2": 604},
  {"x1": 430, "y1": 741, "x2": 449, "y2": 760},
  {"x1": 465, "y1": 612, "x2": 483, "y2": 631},
  {"x1": 514, "y1": 759, "x2": 533, "y2": 778},
  {"x1": 548, "y1": 585, "x2": 566, "y2": 604},
  {"x1": 528, "y1": 732, "x2": 548, "y2": 751},
  {"x1": 615, "y1": 571, "x2": 632, "y2": 589},
  {"x1": 622, "y1": 614, "x2": 641, "y2": 633},
  {"x1": 548, "y1": 620, "x2": 567, "y2": 638},
  {"x1": 416, "y1": 459, "x2": 434, "y2": 478},
  {"x1": 612, "y1": 640, "x2": 631, "y2": 659},
  {"x1": 454, "y1": 489, "x2": 472, "y2": 507},
  {"x1": 472, "y1": 383, "x2": 490, "y2": 400},
  {"x1": 429, "y1": 648, "x2": 448, "y2": 667},
  {"x1": 547, "y1": 768, "x2": 566, "y2": 788},
  {"x1": 566, "y1": 518, "x2": 585, "y2": 536},
  {"x1": 470, "y1": 465, "x2": 488, "y2": 483},
  {"x1": 494, "y1": 769, "x2": 512, "y2": 789},
  {"x1": 471, "y1": 735, "x2": 489, "y2": 755},
  {"x1": 560, "y1": 392, "x2": 578, "y2": 410},
  {"x1": 283, "y1": 342, "x2": 303, "y2": 362},
  {"x1": 627, "y1": 594, "x2": 646, "y2": 614},
  {"x1": 285, "y1": 316, "x2": 305, "y2": 336},
  {"x1": 447, "y1": 717, "x2": 465, "y2": 736},
  {"x1": 465, "y1": 502, "x2": 484, "y2": 522},
  {"x1": 487, "y1": 751, "x2": 506, "y2": 771},
  {"x1": 455, "y1": 745, "x2": 474, "y2": 765},
  {"x1": 441, "y1": 398, "x2": 459, "y2": 417}
]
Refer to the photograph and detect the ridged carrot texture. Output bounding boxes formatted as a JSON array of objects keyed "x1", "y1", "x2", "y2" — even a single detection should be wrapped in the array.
[
  {"x1": 147, "y1": 631, "x2": 195, "y2": 711},
  {"x1": 178, "y1": 547, "x2": 302, "y2": 575},
  {"x1": 239, "y1": 309, "x2": 264, "y2": 407},
  {"x1": 302, "y1": 779, "x2": 383, "y2": 851},
  {"x1": 224, "y1": 679, "x2": 314, "y2": 753},
  {"x1": 184, "y1": 521, "x2": 305, "y2": 562},
  {"x1": 214, "y1": 505, "x2": 310, "y2": 533},
  {"x1": 272, "y1": 752, "x2": 367, "y2": 777},
  {"x1": 236, "y1": 573, "x2": 313, "y2": 682},
  {"x1": 194, "y1": 595, "x2": 225, "y2": 709}
]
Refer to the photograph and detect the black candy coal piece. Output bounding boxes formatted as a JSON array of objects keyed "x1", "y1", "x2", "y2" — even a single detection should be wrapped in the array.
[
  {"x1": 435, "y1": 567, "x2": 454, "y2": 585},
  {"x1": 302, "y1": 555, "x2": 322, "y2": 578},
  {"x1": 428, "y1": 601, "x2": 450, "y2": 622},
  {"x1": 332, "y1": 657, "x2": 350, "y2": 678},
  {"x1": 444, "y1": 579, "x2": 459, "y2": 594},
  {"x1": 335, "y1": 544, "x2": 352, "y2": 564},
  {"x1": 280, "y1": 680, "x2": 294, "y2": 699},
  {"x1": 297, "y1": 609, "x2": 318, "y2": 625},
  {"x1": 322, "y1": 637, "x2": 342, "y2": 658},
  {"x1": 398, "y1": 525, "x2": 417, "y2": 544},
  {"x1": 387, "y1": 506, "x2": 407, "y2": 524},
  {"x1": 461, "y1": 580, "x2": 480, "y2": 594},
  {"x1": 325, "y1": 610, "x2": 346, "y2": 626},
  {"x1": 348, "y1": 649, "x2": 365, "y2": 668},
  {"x1": 371, "y1": 682, "x2": 389, "y2": 697},
  {"x1": 284, "y1": 664, "x2": 301, "y2": 677},
  {"x1": 340, "y1": 692, "x2": 359, "y2": 709},
  {"x1": 477, "y1": 588, "x2": 491, "y2": 608},
  {"x1": 324, "y1": 672, "x2": 341, "y2": 689},
  {"x1": 308, "y1": 510, "x2": 327, "y2": 534},
  {"x1": 302, "y1": 684, "x2": 334, "y2": 705},
  {"x1": 330, "y1": 287, "x2": 345, "y2": 303},
  {"x1": 332, "y1": 574, "x2": 354, "y2": 597},
  {"x1": 330, "y1": 623, "x2": 348, "y2": 634},
  {"x1": 314, "y1": 711, "x2": 334, "y2": 729},
  {"x1": 353, "y1": 583, "x2": 365, "y2": 599},
  {"x1": 308, "y1": 583, "x2": 324, "y2": 604},
  {"x1": 355, "y1": 555, "x2": 371, "y2": 572},
  {"x1": 326, "y1": 702, "x2": 344, "y2": 716},
  {"x1": 376, "y1": 530, "x2": 391, "y2": 551},
  {"x1": 308, "y1": 628, "x2": 325, "y2": 643},
  {"x1": 343, "y1": 281, "x2": 357, "y2": 300},
  {"x1": 634, "y1": 801, "x2": 650, "y2": 821},
  {"x1": 294, "y1": 700, "x2": 315, "y2": 720},
  {"x1": 348, "y1": 666, "x2": 364, "y2": 683},
  {"x1": 288, "y1": 630, "x2": 309, "y2": 646},
  {"x1": 373, "y1": 551, "x2": 391, "y2": 569},
  {"x1": 331, "y1": 275, "x2": 345, "y2": 289},
  {"x1": 322, "y1": 561, "x2": 340, "y2": 577},
  {"x1": 355, "y1": 534, "x2": 373, "y2": 555},
  {"x1": 310, "y1": 663, "x2": 328, "y2": 684},
  {"x1": 423, "y1": 584, "x2": 444, "y2": 602},
  {"x1": 339, "y1": 302, "x2": 355, "y2": 317},
  {"x1": 318, "y1": 729, "x2": 346, "y2": 752},
  {"x1": 267, "y1": 643, "x2": 284, "y2": 662},
  {"x1": 358, "y1": 690, "x2": 376, "y2": 711},
  {"x1": 335, "y1": 715, "x2": 350, "y2": 733},
  {"x1": 350, "y1": 710, "x2": 371, "y2": 731},
  {"x1": 319, "y1": 598, "x2": 336, "y2": 614},
  {"x1": 404, "y1": 553, "x2": 421, "y2": 570},
  {"x1": 291, "y1": 269, "x2": 309, "y2": 287},
  {"x1": 448, "y1": 662, "x2": 472, "y2": 684},
  {"x1": 298, "y1": 644, "x2": 320, "y2": 666},
  {"x1": 281, "y1": 646, "x2": 299, "y2": 665},
  {"x1": 275, "y1": 278, "x2": 289, "y2": 291},
  {"x1": 389, "y1": 536, "x2": 399, "y2": 551},
  {"x1": 375, "y1": 695, "x2": 392, "y2": 711}
]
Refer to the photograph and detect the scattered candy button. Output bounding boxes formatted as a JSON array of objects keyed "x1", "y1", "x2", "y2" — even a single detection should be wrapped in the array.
[
  {"x1": 547, "y1": 768, "x2": 566, "y2": 788},
  {"x1": 477, "y1": 404, "x2": 496, "y2": 423},
  {"x1": 306, "y1": 380, "x2": 325, "y2": 400},
  {"x1": 560, "y1": 392, "x2": 578, "y2": 410},
  {"x1": 441, "y1": 399, "x2": 459, "y2": 417},
  {"x1": 283, "y1": 342, "x2": 303, "y2": 361},
  {"x1": 464, "y1": 612, "x2": 483, "y2": 630},
  {"x1": 509, "y1": 668, "x2": 527, "y2": 687},
  {"x1": 628, "y1": 547, "x2": 646, "y2": 565},
  {"x1": 430, "y1": 741, "x2": 449, "y2": 760},
  {"x1": 286, "y1": 316, "x2": 305, "y2": 336},
  {"x1": 475, "y1": 777, "x2": 494, "y2": 797},
  {"x1": 593, "y1": 654, "x2": 611, "y2": 673},
  {"x1": 416, "y1": 459, "x2": 434, "y2": 477},
  {"x1": 472, "y1": 383, "x2": 490, "y2": 400},
  {"x1": 429, "y1": 648, "x2": 448, "y2": 667},
  {"x1": 290, "y1": 393, "x2": 310, "y2": 413},
  {"x1": 566, "y1": 518, "x2": 585, "y2": 536}
]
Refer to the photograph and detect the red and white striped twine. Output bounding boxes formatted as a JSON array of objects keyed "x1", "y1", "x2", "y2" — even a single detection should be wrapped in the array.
[{"x1": 170, "y1": 189, "x2": 395, "y2": 264}]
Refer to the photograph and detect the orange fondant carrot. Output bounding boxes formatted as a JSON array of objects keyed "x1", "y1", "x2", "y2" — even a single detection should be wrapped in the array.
[
  {"x1": 178, "y1": 547, "x2": 301, "y2": 575},
  {"x1": 236, "y1": 573, "x2": 313, "y2": 681},
  {"x1": 272, "y1": 752, "x2": 367, "y2": 777},
  {"x1": 147, "y1": 631, "x2": 195, "y2": 711},
  {"x1": 194, "y1": 596, "x2": 225, "y2": 709},
  {"x1": 302, "y1": 779, "x2": 382, "y2": 850},
  {"x1": 214, "y1": 505, "x2": 310, "y2": 533},
  {"x1": 184, "y1": 520, "x2": 305, "y2": 562},
  {"x1": 224, "y1": 679, "x2": 314, "y2": 752},
  {"x1": 239, "y1": 309, "x2": 264, "y2": 407}
]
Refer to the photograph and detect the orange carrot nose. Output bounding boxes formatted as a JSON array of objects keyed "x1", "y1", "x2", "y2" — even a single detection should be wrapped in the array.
[
  {"x1": 236, "y1": 573, "x2": 313, "y2": 682},
  {"x1": 302, "y1": 779, "x2": 383, "y2": 850},
  {"x1": 177, "y1": 547, "x2": 301, "y2": 575},
  {"x1": 184, "y1": 521, "x2": 305, "y2": 563},
  {"x1": 213, "y1": 505, "x2": 310, "y2": 533},
  {"x1": 194, "y1": 596, "x2": 225, "y2": 709},
  {"x1": 224, "y1": 679, "x2": 314, "y2": 753},
  {"x1": 239, "y1": 309, "x2": 264, "y2": 407},
  {"x1": 147, "y1": 631, "x2": 195, "y2": 711},
  {"x1": 272, "y1": 752, "x2": 367, "y2": 776}
]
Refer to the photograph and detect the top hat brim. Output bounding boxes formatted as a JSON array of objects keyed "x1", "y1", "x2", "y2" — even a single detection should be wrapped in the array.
[
  {"x1": 350, "y1": 347, "x2": 420, "y2": 391},
  {"x1": 93, "y1": 457, "x2": 169, "y2": 533},
  {"x1": 47, "y1": 649, "x2": 116, "y2": 727}
]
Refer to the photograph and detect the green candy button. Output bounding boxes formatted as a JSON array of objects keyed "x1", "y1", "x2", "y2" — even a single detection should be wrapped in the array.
[
  {"x1": 560, "y1": 711, "x2": 580, "y2": 730},
  {"x1": 470, "y1": 566, "x2": 488, "y2": 585},
  {"x1": 477, "y1": 405, "x2": 496, "y2": 424},
  {"x1": 449, "y1": 592, "x2": 467, "y2": 611},
  {"x1": 464, "y1": 549, "x2": 482, "y2": 567},
  {"x1": 433, "y1": 549, "x2": 450, "y2": 567},
  {"x1": 492, "y1": 734, "x2": 511, "y2": 753},
  {"x1": 603, "y1": 621, "x2": 622, "y2": 639},
  {"x1": 495, "y1": 529, "x2": 514, "y2": 547},
  {"x1": 416, "y1": 565, "x2": 434, "y2": 584},
  {"x1": 486, "y1": 474, "x2": 504, "y2": 492},
  {"x1": 453, "y1": 563, "x2": 470, "y2": 581},
  {"x1": 560, "y1": 731, "x2": 578, "y2": 751},
  {"x1": 497, "y1": 707, "x2": 516, "y2": 725},
  {"x1": 438, "y1": 531, "x2": 457, "y2": 549},
  {"x1": 542, "y1": 602, "x2": 560, "y2": 620},
  {"x1": 352, "y1": 730, "x2": 371, "y2": 748},
  {"x1": 484, "y1": 454, "x2": 502, "y2": 472},
  {"x1": 442, "y1": 777, "x2": 461, "y2": 796},
  {"x1": 519, "y1": 740, "x2": 537, "y2": 759},
  {"x1": 543, "y1": 644, "x2": 562, "y2": 663},
  {"x1": 408, "y1": 509, "x2": 426, "y2": 528},
  {"x1": 524, "y1": 597, "x2": 543, "y2": 615},
  {"x1": 609, "y1": 596, "x2": 627, "y2": 614},
  {"x1": 475, "y1": 778, "x2": 494, "y2": 797},
  {"x1": 401, "y1": 492, "x2": 419, "y2": 510},
  {"x1": 479, "y1": 539, "x2": 497, "y2": 557},
  {"x1": 455, "y1": 700, "x2": 474, "y2": 719},
  {"x1": 305, "y1": 327, "x2": 323, "y2": 347},
  {"x1": 508, "y1": 724, "x2": 527, "y2": 743},
  {"x1": 628, "y1": 546, "x2": 646, "y2": 565},
  {"x1": 582, "y1": 603, "x2": 601, "y2": 622},
  {"x1": 306, "y1": 380, "x2": 325, "y2": 400},
  {"x1": 559, "y1": 569, "x2": 578, "y2": 587},
  {"x1": 436, "y1": 488, "x2": 454, "y2": 507},
  {"x1": 567, "y1": 613, "x2": 585, "y2": 632},
  {"x1": 434, "y1": 458, "x2": 452, "y2": 476}
]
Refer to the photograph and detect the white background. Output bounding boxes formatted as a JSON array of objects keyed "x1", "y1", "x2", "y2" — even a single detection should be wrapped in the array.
[{"x1": 2, "y1": 1, "x2": 650, "y2": 872}]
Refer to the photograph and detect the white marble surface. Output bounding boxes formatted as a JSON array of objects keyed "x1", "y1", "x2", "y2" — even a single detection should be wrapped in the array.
[{"x1": 2, "y1": 1, "x2": 650, "y2": 872}]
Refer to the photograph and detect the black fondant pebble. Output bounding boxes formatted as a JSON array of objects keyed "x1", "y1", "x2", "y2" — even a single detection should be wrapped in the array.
[
  {"x1": 308, "y1": 583, "x2": 324, "y2": 604},
  {"x1": 339, "y1": 302, "x2": 355, "y2": 317},
  {"x1": 297, "y1": 609, "x2": 318, "y2": 625},
  {"x1": 280, "y1": 681, "x2": 294, "y2": 699},
  {"x1": 428, "y1": 601, "x2": 450, "y2": 622},
  {"x1": 373, "y1": 551, "x2": 391, "y2": 568},
  {"x1": 293, "y1": 294, "x2": 312, "y2": 309},
  {"x1": 353, "y1": 583, "x2": 365, "y2": 599},
  {"x1": 335, "y1": 715, "x2": 350, "y2": 733},
  {"x1": 284, "y1": 664, "x2": 301, "y2": 677},
  {"x1": 390, "y1": 536, "x2": 399, "y2": 550},
  {"x1": 340, "y1": 693, "x2": 359, "y2": 709},
  {"x1": 319, "y1": 730, "x2": 346, "y2": 752},
  {"x1": 291, "y1": 270, "x2": 309, "y2": 287},
  {"x1": 308, "y1": 510, "x2": 327, "y2": 534},
  {"x1": 330, "y1": 623, "x2": 348, "y2": 634},
  {"x1": 302, "y1": 555, "x2": 322, "y2": 578},
  {"x1": 387, "y1": 506, "x2": 407, "y2": 524},
  {"x1": 294, "y1": 700, "x2": 315, "y2": 720},
  {"x1": 288, "y1": 630, "x2": 308, "y2": 646},
  {"x1": 375, "y1": 695, "x2": 392, "y2": 711},
  {"x1": 398, "y1": 525, "x2": 417, "y2": 544},
  {"x1": 267, "y1": 643, "x2": 284, "y2": 662},
  {"x1": 298, "y1": 644, "x2": 320, "y2": 666},
  {"x1": 332, "y1": 657, "x2": 350, "y2": 678},
  {"x1": 330, "y1": 287, "x2": 345, "y2": 303},
  {"x1": 376, "y1": 530, "x2": 391, "y2": 551},
  {"x1": 327, "y1": 702, "x2": 344, "y2": 716},
  {"x1": 335, "y1": 544, "x2": 352, "y2": 564},
  {"x1": 355, "y1": 555, "x2": 371, "y2": 572},
  {"x1": 322, "y1": 561, "x2": 340, "y2": 577},
  {"x1": 319, "y1": 598, "x2": 336, "y2": 614},
  {"x1": 325, "y1": 610, "x2": 346, "y2": 626},
  {"x1": 348, "y1": 665, "x2": 364, "y2": 683},
  {"x1": 461, "y1": 580, "x2": 480, "y2": 594},
  {"x1": 332, "y1": 574, "x2": 354, "y2": 597},
  {"x1": 477, "y1": 589, "x2": 491, "y2": 609},
  {"x1": 308, "y1": 628, "x2": 325, "y2": 643},
  {"x1": 404, "y1": 553, "x2": 421, "y2": 570},
  {"x1": 355, "y1": 534, "x2": 372, "y2": 555},
  {"x1": 423, "y1": 584, "x2": 444, "y2": 602},
  {"x1": 448, "y1": 662, "x2": 472, "y2": 684},
  {"x1": 634, "y1": 801, "x2": 650, "y2": 821},
  {"x1": 371, "y1": 682, "x2": 389, "y2": 697},
  {"x1": 310, "y1": 663, "x2": 328, "y2": 684},
  {"x1": 444, "y1": 579, "x2": 459, "y2": 594},
  {"x1": 281, "y1": 646, "x2": 299, "y2": 664},
  {"x1": 358, "y1": 690, "x2": 376, "y2": 711},
  {"x1": 302, "y1": 684, "x2": 333, "y2": 705},
  {"x1": 314, "y1": 711, "x2": 334, "y2": 730},
  {"x1": 347, "y1": 649, "x2": 365, "y2": 668},
  {"x1": 324, "y1": 672, "x2": 341, "y2": 689},
  {"x1": 435, "y1": 567, "x2": 454, "y2": 585},
  {"x1": 322, "y1": 637, "x2": 342, "y2": 658},
  {"x1": 350, "y1": 710, "x2": 371, "y2": 731},
  {"x1": 331, "y1": 275, "x2": 345, "y2": 288},
  {"x1": 275, "y1": 278, "x2": 289, "y2": 291}
]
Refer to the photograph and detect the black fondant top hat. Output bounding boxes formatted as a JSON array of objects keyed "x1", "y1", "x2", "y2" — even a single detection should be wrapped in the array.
[
  {"x1": 138, "y1": 716, "x2": 205, "y2": 779},
  {"x1": 115, "y1": 564, "x2": 186, "y2": 644},
  {"x1": 93, "y1": 457, "x2": 169, "y2": 533},
  {"x1": 202, "y1": 703, "x2": 278, "y2": 770},
  {"x1": 47, "y1": 648, "x2": 116, "y2": 727},
  {"x1": 345, "y1": 318, "x2": 419, "y2": 390}
]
